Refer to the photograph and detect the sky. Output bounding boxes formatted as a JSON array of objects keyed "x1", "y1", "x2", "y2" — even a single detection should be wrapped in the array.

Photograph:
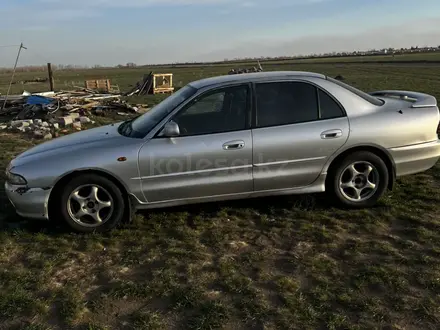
[{"x1": 1, "y1": 0, "x2": 440, "y2": 66}]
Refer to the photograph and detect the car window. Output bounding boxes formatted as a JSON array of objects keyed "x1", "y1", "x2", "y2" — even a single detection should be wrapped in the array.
[
  {"x1": 172, "y1": 85, "x2": 249, "y2": 136},
  {"x1": 184, "y1": 92, "x2": 225, "y2": 115},
  {"x1": 129, "y1": 85, "x2": 197, "y2": 138},
  {"x1": 327, "y1": 77, "x2": 384, "y2": 106},
  {"x1": 319, "y1": 89, "x2": 345, "y2": 119},
  {"x1": 255, "y1": 82, "x2": 318, "y2": 128}
]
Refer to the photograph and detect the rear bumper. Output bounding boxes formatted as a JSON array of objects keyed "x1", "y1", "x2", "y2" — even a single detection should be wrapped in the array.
[
  {"x1": 388, "y1": 140, "x2": 440, "y2": 176},
  {"x1": 4, "y1": 182, "x2": 51, "y2": 220}
]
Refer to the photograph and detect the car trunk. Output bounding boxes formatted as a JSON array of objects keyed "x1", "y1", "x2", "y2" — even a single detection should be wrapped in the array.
[{"x1": 370, "y1": 90, "x2": 440, "y2": 134}]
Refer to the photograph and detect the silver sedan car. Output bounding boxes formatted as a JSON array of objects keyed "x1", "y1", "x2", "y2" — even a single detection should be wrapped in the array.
[{"x1": 5, "y1": 71, "x2": 440, "y2": 232}]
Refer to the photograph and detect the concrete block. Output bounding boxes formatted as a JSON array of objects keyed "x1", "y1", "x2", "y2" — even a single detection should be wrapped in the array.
[
  {"x1": 34, "y1": 130, "x2": 44, "y2": 139},
  {"x1": 79, "y1": 116, "x2": 91, "y2": 124},
  {"x1": 11, "y1": 119, "x2": 33, "y2": 127},
  {"x1": 59, "y1": 116, "x2": 73, "y2": 126},
  {"x1": 72, "y1": 121, "x2": 82, "y2": 129}
]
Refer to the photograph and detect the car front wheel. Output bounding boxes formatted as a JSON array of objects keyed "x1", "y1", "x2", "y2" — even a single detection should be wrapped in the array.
[
  {"x1": 59, "y1": 174, "x2": 126, "y2": 232},
  {"x1": 328, "y1": 151, "x2": 389, "y2": 208}
]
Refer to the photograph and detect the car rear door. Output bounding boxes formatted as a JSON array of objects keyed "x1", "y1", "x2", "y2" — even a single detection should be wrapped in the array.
[
  {"x1": 138, "y1": 83, "x2": 254, "y2": 203},
  {"x1": 252, "y1": 79, "x2": 350, "y2": 192}
]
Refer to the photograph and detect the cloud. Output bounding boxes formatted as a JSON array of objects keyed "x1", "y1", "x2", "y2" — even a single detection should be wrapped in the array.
[
  {"x1": 194, "y1": 17, "x2": 440, "y2": 61},
  {"x1": 1, "y1": 0, "x2": 333, "y2": 32}
]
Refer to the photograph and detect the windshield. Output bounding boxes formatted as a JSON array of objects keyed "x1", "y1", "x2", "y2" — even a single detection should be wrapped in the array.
[
  {"x1": 121, "y1": 85, "x2": 198, "y2": 138},
  {"x1": 327, "y1": 77, "x2": 384, "y2": 106}
]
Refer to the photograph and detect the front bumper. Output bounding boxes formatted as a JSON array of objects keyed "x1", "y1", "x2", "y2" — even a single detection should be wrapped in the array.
[{"x1": 4, "y1": 182, "x2": 51, "y2": 220}]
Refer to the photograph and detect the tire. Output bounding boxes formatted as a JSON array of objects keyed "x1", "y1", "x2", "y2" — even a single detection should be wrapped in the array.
[
  {"x1": 59, "y1": 174, "x2": 126, "y2": 233},
  {"x1": 327, "y1": 151, "x2": 389, "y2": 208}
]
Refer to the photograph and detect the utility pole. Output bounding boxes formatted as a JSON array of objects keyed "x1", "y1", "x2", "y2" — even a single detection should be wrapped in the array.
[{"x1": 2, "y1": 42, "x2": 27, "y2": 110}]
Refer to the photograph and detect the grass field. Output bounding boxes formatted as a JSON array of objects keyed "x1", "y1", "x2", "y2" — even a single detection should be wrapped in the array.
[
  {"x1": 1, "y1": 57, "x2": 440, "y2": 329},
  {"x1": 2, "y1": 51, "x2": 440, "y2": 97}
]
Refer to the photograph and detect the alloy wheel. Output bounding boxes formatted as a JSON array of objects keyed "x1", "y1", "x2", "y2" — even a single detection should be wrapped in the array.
[
  {"x1": 67, "y1": 184, "x2": 114, "y2": 227},
  {"x1": 338, "y1": 161, "x2": 379, "y2": 202}
]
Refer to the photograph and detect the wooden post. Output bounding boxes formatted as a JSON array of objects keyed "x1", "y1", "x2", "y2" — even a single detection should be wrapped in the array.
[{"x1": 47, "y1": 63, "x2": 54, "y2": 91}]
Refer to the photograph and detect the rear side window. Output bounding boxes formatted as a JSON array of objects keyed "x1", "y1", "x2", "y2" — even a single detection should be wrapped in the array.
[
  {"x1": 328, "y1": 77, "x2": 384, "y2": 106},
  {"x1": 255, "y1": 82, "x2": 318, "y2": 128},
  {"x1": 318, "y1": 89, "x2": 345, "y2": 119}
]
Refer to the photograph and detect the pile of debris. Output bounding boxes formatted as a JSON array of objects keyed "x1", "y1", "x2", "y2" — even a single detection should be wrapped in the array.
[
  {"x1": 1, "y1": 115, "x2": 91, "y2": 140},
  {"x1": 228, "y1": 61, "x2": 264, "y2": 75},
  {"x1": 0, "y1": 88, "x2": 143, "y2": 139}
]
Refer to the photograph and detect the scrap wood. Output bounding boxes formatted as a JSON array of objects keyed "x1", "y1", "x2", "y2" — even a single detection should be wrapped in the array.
[
  {"x1": 138, "y1": 72, "x2": 154, "y2": 95},
  {"x1": 72, "y1": 86, "x2": 97, "y2": 93},
  {"x1": 79, "y1": 101, "x2": 100, "y2": 109},
  {"x1": 0, "y1": 95, "x2": 27, "y2": 102},
  {"x1": 84, "y1": 94, "x2": 121, "y2": 101},
  {"x1": 106, "y1": 99, "x2": 139, "y2": 112},
  {"x1": 124, "y1": 71, "x2": 153, "y2": 96},
  {"x1": 125, "y1": 89, "x2": 140, "y2": 97}
]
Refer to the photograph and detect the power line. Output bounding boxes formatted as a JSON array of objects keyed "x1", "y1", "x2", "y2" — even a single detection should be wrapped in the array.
[
  {"x1": 25, "y1": 48, "x2": 51, "y2": 64},
  {"x1": 0, "y1": 44, "x2": 21, "y2": 48}
]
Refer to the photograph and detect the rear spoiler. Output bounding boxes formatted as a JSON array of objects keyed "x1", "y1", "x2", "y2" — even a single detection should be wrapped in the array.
[{"x1": 369, "y1": 90, "x2": 437, "y2": 108}]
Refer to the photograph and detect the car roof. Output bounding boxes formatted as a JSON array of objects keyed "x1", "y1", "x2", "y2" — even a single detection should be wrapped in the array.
[{"x1": 188, "y1": 71, "x2": 327, "y2": 89}]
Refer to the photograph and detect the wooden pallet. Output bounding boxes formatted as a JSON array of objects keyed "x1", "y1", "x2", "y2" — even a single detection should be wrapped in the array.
[
  {"x1": 153, "y1": 87, "x2": 175, "y2": 94},
  {"x1": 85, "y1": 79, "x2": 112, "y2": 92},
  {"x1": 152, "y1": 74, "x2": 174, "y2": 94}
]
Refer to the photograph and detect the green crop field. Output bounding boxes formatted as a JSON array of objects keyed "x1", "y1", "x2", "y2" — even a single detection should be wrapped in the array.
[
  {"x1": 2, "y1": 51, "x2": 440, "y2": 98},
  {"x1": 1, "y1": 57, "x2": 440, "y2": 329}
]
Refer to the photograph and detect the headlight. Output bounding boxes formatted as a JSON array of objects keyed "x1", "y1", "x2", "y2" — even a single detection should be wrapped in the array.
[{"x1": 6, "y1": 170, "x2": 27, "y2": 185}]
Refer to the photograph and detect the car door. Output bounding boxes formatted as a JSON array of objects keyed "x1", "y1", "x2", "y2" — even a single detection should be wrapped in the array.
[
  {"x1": 138, "y1": 84, "x2": 253, "y2": 203},
  {"x1": 252, "y1": 80, "x2": 350, "y2": 192}
]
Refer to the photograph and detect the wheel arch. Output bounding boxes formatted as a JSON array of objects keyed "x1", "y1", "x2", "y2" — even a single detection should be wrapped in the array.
[
  {"x1": 48, "y1": 169, "x2": 133, "y2": 222},
  {"x1": 325, "y1": 145, "x2": 396, "y2": 191}
]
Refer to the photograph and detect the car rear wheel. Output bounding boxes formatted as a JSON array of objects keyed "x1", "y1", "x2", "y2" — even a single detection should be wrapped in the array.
[
  {"x1": 59, "y1": 174, "x2": 125, "y2": 232},
  {"x1": 328, "y1": 151, "x2": 389, "y2": 208}
]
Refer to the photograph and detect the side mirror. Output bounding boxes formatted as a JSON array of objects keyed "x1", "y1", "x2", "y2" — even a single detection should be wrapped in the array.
[{"x1": 161, "y1": 121, "x2": 180, "y2": 137}]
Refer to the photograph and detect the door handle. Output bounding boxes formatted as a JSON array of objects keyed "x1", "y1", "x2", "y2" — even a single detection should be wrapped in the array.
[
  {"x1": 223, "y1": 140, "x2": 245, "y2": 150},
  {"x1": 320, "y1": 129, "x2": 342, "y2": 139}
]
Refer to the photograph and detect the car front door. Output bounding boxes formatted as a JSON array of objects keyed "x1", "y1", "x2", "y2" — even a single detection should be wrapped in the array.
[
  {"x1": 252, "y1": 80, "x2": 350, "y2": 192},
  {"x1": 138, "y1": 84, "x2": 253, "y2": 203}
]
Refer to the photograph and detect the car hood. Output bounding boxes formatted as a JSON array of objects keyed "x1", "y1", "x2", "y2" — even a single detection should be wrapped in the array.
[{"x1": 17, "y1": 122, "x2": 123, "y2": 159}]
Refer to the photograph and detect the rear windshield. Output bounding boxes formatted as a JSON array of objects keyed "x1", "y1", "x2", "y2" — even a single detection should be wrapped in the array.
[{"x1": 328, "y1": 77, "x2": 384, "y2": 106}]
